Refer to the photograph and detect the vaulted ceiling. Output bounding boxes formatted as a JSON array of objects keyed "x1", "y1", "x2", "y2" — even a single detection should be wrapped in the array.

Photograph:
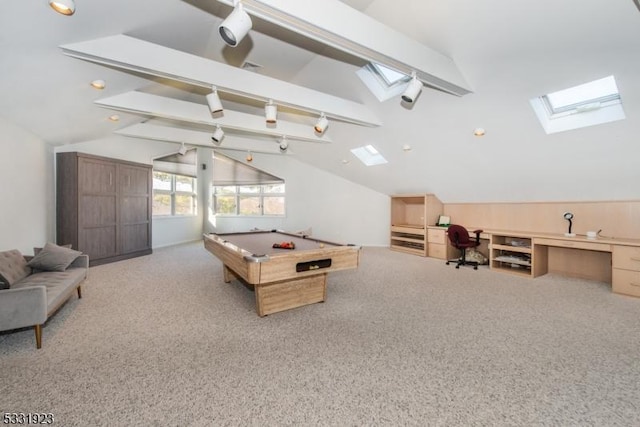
[{"x1": 2, "y1": 0, "x2": 640, "y2": 202}]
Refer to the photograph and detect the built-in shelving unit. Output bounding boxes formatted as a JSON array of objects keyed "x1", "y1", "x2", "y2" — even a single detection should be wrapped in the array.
[
  {"x1": 490, "y1": 234, "x2": 534, "y2": 277},
  {"x1": 390, "y1": 194, "x2": 443, "y2": 257}
]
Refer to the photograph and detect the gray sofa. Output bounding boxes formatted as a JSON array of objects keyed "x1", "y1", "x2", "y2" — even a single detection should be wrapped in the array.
[{"x1": 0, "y1": 245, "x2": 88, "y2": 349}]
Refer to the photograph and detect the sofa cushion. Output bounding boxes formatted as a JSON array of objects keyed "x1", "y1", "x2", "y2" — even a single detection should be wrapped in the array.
[
  {"x1": 0, "y1": 249, "x2": 31, "y2": 288},
  {"x1": 27, "y1": 243, "x2": 82, "y2": 272},
  {"x1": 13, "y1": 268, "x2": 87, "y2": 314}
]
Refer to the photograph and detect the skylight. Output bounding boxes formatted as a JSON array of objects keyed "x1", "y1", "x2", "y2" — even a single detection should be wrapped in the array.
[
  {"x1": 356, "y1": 63, "x2": 411, "y2": 102},
  {"x1": 544, "y1": 76, "x2": 620, "y2": 114},
  {"x1": 371, "y1": 63, "x2": 409, "y2": 86},
  {"x1": 530, "y1": 75, "x2": 625, "y2": 134},
  {"x1": 351, "y1": 145, "x2": 388, "y2": 166}
]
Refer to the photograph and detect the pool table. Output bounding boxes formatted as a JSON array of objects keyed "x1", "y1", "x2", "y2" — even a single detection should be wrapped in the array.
[{"x1": 203, "y1": 230, "x2": 360, "y2": 316}]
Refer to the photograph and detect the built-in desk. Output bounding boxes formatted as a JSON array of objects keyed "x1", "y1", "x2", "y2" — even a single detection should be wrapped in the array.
[{"x1": 484, "y1": 229, "x2": 640, "y2": 298}]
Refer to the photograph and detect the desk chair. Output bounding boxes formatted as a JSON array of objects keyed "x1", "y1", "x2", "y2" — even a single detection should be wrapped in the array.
[{"x1": 446, "y1": 224, "x2": 483, "y2": 270}]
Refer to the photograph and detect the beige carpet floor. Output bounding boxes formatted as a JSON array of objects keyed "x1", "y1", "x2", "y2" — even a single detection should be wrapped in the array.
[{"x1": 1, "y1": 242, "x2": 639, "y2": 426}]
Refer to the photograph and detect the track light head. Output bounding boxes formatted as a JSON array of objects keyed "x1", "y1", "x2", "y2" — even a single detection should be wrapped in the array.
[
  {"x1": 314, "y1": 113, "x2": 328, "y2": 134},
  {"x1": 279, "y1": 136, "x2": 288, "y2": 153},
  {"x1": 178, "y1": 142, "x2": 188, "y2": 155},
  {"x1": 219, "y1": 4, "x2": 253, "y2": 47},
  {"x1": 401, "y1": 75, "x2": 423, "y2": 103},
  {"x1": 265, "y1": 100, "x2": 277, "y2": 124},
  {"x1": 211, "y1": 125, "x2": 224, "y2": 144},
  {"x1": 206, "y1": 87, "x2": 223, "y2": 114}
]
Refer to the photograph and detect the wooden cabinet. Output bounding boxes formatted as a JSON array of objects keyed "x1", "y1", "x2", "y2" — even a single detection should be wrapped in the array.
[
  {"x1": 390, "y1": 194, "x2": 443, "y2": 257},
  {"x1": 57, "y1": 152, "x2": 152, "y2": 266},
  {"x1": 427, "y1": 226, "x2": 460, "y2": 260},
  {"x1": 612, "y1": 245, "x2": 640, "y2": 297}
]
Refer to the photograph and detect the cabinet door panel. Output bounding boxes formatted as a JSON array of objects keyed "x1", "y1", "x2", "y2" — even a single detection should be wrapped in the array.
[
  {"x1": 80, "y1": 195, "x2": 117, "y2": 227},
  {"x1": 79, "y1": 226, "x2": 118, "y2": 260},
  {"x1": 120, "y1": 165, "x2": 150, "y2": 195},
  {"x1": 79, "y1": 159, "x2": 116, "y2": 194},
  {"x1": 120, "y1": 223, "x2": 150, "y2": 254},
  {"x1": 120, "y1": 196, "x2": 149, "y2": 224}
]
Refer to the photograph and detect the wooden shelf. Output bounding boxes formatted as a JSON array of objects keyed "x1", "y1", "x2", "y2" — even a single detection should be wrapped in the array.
[
  {"x1": 490, "y1": 233, "x2": 533, "y2": 277},
  {"x1": 390, "y1": 194, "x2": 443, "y2": 258},
  {"x1": 391, "y1": 244, "x2": 426, "y2": 256}
]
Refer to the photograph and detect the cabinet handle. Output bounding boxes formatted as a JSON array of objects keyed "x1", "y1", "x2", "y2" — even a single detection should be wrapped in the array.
[
  {"x1": 630, "y1": 282, "x2": 640, "y2": 288},
  {"x1": 109, "y1": 172, "x2": 113, "y2": 186},
  {"x1": 630, "y1": 257, "x2": 640, "y2": 262}
]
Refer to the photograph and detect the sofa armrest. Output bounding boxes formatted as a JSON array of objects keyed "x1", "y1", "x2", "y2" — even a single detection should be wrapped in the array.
[
  {"x1": 0, "y1": 286, "x2": 47, "y2": 332},
  {"x1": 68, "y1": 254, "x2": 89, "y2": 269}
]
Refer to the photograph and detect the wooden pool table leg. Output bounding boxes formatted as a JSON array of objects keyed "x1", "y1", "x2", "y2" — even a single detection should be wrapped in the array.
[{"x1": 223, "y1": 265, "x2": 232, "y2": 283}]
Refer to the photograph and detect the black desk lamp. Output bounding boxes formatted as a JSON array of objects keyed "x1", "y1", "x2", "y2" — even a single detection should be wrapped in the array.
[{"x1": 563, "y1": 212, "x2": 576, "y2": 237}]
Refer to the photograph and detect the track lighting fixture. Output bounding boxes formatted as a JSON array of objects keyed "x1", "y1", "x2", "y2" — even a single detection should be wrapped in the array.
[
  {"x1": 401, "y1": 73, "x2": 423, "y2": 103},
  {"x1": 279, "y1": 136, "x2": 288, "y2": 153},
  {"x1": 246, "y1": 151, "x2": 253, "y2": 162},
  {"x1": 219, "y1": 3, "x2": 253, "y2": 47},
  {"x1": 206, "y1": 87, "x2": 223, "y2": 114},
  {"x1": 265, "y1": 100, "x2": 277, "y2": 124},
  {"x1": 211, "y1": 125, "x2": 224, "y2": 144},
  {"x1": 49, "y1": 0, "x2": 75, "y2": 16},
  {"x1": 178, "y1": 142, "x2": 188, "y2": 155},
  {"x1": 314, "y1": 113, "x2": 328, "y2": 134}
]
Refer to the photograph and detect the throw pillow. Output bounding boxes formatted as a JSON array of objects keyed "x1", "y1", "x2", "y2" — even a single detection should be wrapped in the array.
[
  {"x1": 0, "y1": 249, "x2": 31, "y2": 287},
  {"x1": 34, "y1": 243, "x2": 72, "y2": 255},
  {"x1": 27, "y1": 242, "x2": 82, "y2": 272}
]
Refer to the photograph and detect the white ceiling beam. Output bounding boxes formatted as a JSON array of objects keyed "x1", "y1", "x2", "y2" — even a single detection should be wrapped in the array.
[
  {"x1": 217, "y1": 0, "x2": 472, "y2": 96},
  {"x1": 60, "y1": 34, "x2": 381, "y2": 127},
  {"x1": 116, "y1": 122, "x2": 289, "y2": 155},
  {"x1": 95, "y1": 91, "x2": 332, "y2": 143}
]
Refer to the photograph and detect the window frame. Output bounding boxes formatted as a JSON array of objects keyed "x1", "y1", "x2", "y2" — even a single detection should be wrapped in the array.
[{"x1": 152, "y1": 171, "x2": 198, "y2": 217}]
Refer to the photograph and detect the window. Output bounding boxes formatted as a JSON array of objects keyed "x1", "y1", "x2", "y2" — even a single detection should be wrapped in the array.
[
  {"x1": 351, "y1": 144, "x2": 388, "y2": 166},
  {"x1": 153, "y1": 171, "x2": 197, "y2": 216},
  {"x1": 530, "y1": 75, "x2": 625, "y2": 134},
  {"x1": 356, "y1": 62, "x2": 411, "y2": 102},
  {"x1": 212, "y1": 183, "x2": 285, "y2": 216}
]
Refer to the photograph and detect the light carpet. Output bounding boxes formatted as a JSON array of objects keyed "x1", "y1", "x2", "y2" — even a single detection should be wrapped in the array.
[{"x1": 1, "y1": 243, "x2": 639, "y2": 426}]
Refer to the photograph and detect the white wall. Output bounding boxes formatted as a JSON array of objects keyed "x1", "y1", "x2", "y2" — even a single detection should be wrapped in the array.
[
  {"x1": 0, "y1": 118, "x2": 54, "y2": 254},
  {"x1": 206, "y1": 150, "x2": 390, "y2": 247}
]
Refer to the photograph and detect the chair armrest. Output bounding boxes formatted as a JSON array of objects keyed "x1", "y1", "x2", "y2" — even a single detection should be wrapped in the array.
[
  {"x1": 68, "y1": 254, "x2": 89, "y2": 269},
  {"x1": 472, "y1": 229, "x2": 483, "y2": 244},
  {"x1": 0, "y1": 286, "x2": 47, "y2": 331}
]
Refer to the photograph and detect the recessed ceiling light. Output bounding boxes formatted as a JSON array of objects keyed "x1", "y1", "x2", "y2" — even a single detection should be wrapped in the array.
[
  {"x1": 49, "y1": 0, "x2": 75, "y2": 16},
  {"x1": 90, "y1": 80, "x2": 106, "y2": 90},
  {"x1": 108, "y1": 115, "x2": 120, "y2": 122},
  {"x1": 473, "y1": 128, "x2": 486, "y2": 136},
  {"x1": 402, "y1": 144, "x2": 412, "y2": 151}
]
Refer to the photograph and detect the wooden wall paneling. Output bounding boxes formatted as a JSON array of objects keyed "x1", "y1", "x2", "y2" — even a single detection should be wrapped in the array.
[{"x1": 444, "y1": 200, "x2": 640, "y2": 239}]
